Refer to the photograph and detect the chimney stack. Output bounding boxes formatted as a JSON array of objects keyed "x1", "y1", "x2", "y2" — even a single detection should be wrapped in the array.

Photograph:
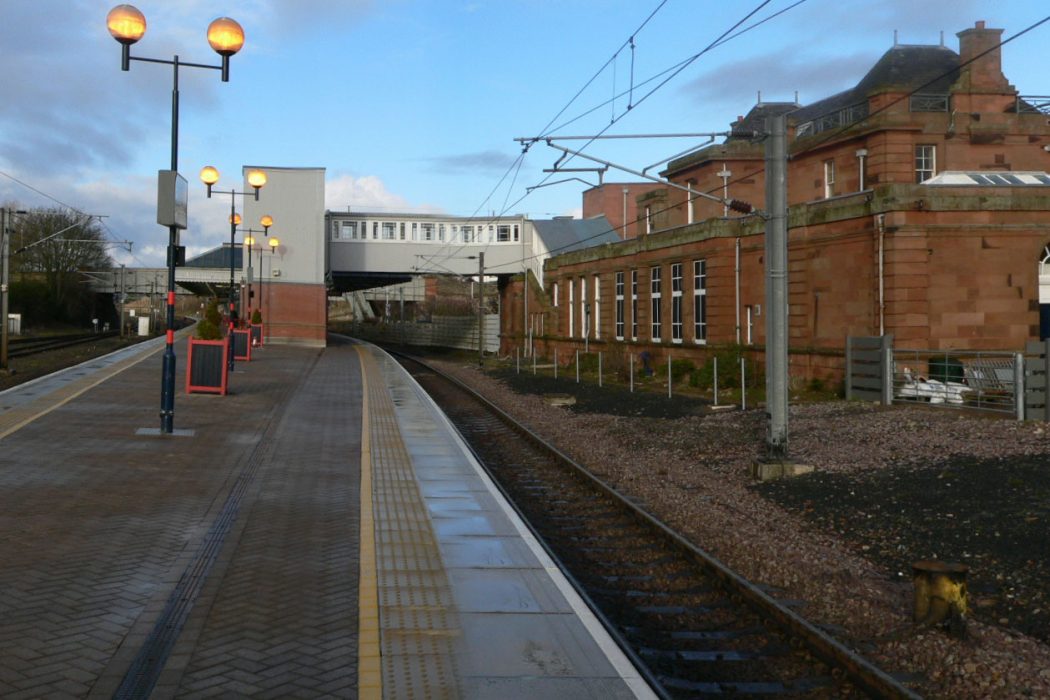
[{"x1": 956, "y1": 20, "x2": 1009, "y2": 91}]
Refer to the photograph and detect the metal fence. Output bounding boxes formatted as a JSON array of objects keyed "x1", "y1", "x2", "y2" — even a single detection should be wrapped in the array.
[{"x1": 846, "y1": 336, "x2": 1048, "y2": 420}]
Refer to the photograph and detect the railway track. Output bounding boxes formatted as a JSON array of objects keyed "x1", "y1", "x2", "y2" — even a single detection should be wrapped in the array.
[
  {"x1": 8, "y1": 331, "x2": 120, "y2": 358},
  {"x1": 395, "y1": 351, "x2": 922, "y2": 699}
]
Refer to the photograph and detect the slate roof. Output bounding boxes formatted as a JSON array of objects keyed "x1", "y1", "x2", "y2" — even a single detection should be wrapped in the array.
[
  {"x1": 533, "y1": 216, "x2": 620, "y2": 256},
  {"x1": 792, "y1": 45, "x2": 959, "y2": 124}
]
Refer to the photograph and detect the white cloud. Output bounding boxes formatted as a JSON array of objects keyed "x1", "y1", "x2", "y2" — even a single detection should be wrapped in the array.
[{"x1": 325, "y1": 173, "x2": 431, "y2": 213}]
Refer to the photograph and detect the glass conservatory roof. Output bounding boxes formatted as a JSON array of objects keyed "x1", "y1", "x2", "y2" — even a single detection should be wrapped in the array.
[{"x1": 923, "y1": 171, "x2": 1050, "y2": 186}]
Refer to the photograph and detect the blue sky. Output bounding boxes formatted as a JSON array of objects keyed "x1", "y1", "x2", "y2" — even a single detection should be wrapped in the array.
[{"x1": 1, "y1": 0, "x2": 1048, "y2": 267}]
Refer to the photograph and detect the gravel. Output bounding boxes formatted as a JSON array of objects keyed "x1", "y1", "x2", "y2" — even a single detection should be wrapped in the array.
[{"x1": 433, "y1": 360, "x2": 1050, "y2": 700}]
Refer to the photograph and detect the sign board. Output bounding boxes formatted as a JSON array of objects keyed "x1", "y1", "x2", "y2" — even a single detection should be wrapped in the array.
[{"x1": 157, "y1": 170, "x2": 188, "y2": 229}]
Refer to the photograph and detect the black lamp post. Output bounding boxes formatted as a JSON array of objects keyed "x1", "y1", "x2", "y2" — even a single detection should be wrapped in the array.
[
  {"x1": 199, "y1": 166, "x2": 267, "y2": 371},
  {"x1": 107, "y1": 4, "x2": 245, "y2": 435}
]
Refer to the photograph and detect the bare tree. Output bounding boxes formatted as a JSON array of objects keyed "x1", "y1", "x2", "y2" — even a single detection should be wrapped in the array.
[{"x1": 11, "y1": 208, "x2": 113, "y2": 325}]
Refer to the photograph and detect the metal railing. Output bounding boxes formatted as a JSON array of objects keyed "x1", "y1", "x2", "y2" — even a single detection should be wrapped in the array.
[
  {"x1": 892, "y1": 349, "x2": 1023, "y2": 416},
  {"x1": 1016, "y1": 95, "x2": 1050, "y2": 115}
]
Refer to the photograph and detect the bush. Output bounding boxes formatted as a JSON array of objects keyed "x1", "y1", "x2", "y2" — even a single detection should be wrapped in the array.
[
  {"x1": 251, "y1": 309, "x2": 262, "y2": 324},
  {"x1": 660, "y1": 358, "x2": 695, "y2": 383},
  {"x1": 197, "y1": 299, "x2": 223, "y2": 339},
  {"x1": 195, "y1": 318, "x2": 222, "y2": 340}
]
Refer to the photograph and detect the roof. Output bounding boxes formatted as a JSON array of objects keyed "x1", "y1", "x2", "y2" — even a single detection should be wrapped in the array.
[
  {"x1": 533, "y1": 216, "x2": 620, "y2": 255},
  {"x1": 923, "y1": 171, "x2": 1050, "y2": 186},
  {"x1": 185, "y1": 245, "x2": 242, "y2": 269},
  {"x1": 793, "y1": 45, "x2": 959, "y2": 124}
]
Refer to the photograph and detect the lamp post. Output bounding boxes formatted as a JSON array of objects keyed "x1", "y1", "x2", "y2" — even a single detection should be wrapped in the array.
[
  {"x1": 264, "y1": 235, "x2": 279, "y2": 340},
  {"x1": 242, "y1": 214, "x2": 272, "y2": 319},
  {"x1": 0, "y1": 208, "x2": 28, "y2": 372},
  {"x1": 107, "y1": 4, "x2": 245, "y2": 435},
  {"x1": 200, "y1": 166, "x2": 267, "y2": 371}
]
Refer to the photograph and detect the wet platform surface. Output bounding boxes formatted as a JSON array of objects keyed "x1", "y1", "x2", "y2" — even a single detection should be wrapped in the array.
[{"x1": 0, "y1": 335, "x2": 651, "y2": 698}]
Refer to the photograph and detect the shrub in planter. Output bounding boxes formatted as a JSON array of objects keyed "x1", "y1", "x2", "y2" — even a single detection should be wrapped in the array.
[
  {"x1": 249, "y1": 309, "x2": 264, "y2": 347},
  {"x1": 187, "y1": 300, "x2": 229, "y2": 394}
]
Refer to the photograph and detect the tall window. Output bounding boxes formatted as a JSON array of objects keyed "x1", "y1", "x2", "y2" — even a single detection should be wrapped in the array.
[
  {"x1": 650, "y1": 266, "x2": 662, "y2": 341},
  {"x1": 552, "y1": 282, "x2": 559, "y2": 308},
  {"x1": 579, "y1": 277, "x2": 587, "y2": 337},
  {"x1": 593, "y1": 276, "x2": 601, "y2": 339},
  {"x1": 568, "y1": 281, "x2": 574, "y2": 338},
  {"x1": 823, "y1": 159, "x2": 836, "y2": 198},
  {"x1": 630, "y1": 270, "x2": 638, "y2": 341},
  {"x1": 462, "y1": 225, "x2": 474, "y2": 243},
  {"x1": 438, "y1": 224, "x2": 446, "y2": 241},
  {"x1": 372, "y1": 222, "x2": 379, "y2": 240},
  {"x1": 915, "y1": 145, "x2": 936, "y2": 183},
  {"x1": 399, "y1": 223, "x2": 406, "y2": 240},
  {"x1": 615, "y1": 272, "x2": 625, "y2": 340},
  {"x1": 411, "y1": 222, "x2": 418, "y2": 241},
  {"x1": 671, "y1": 263, "x2": 683, "y2": 343},
  {"x1": 513, "y1": 224, "x2": 520, "y2": 242},
  {"x1": 422, "y1": 223, "x2": 434, "y2": 241},
  {"x1": 693, "y1": 259, "x2": 707, "y2": 343},
  {"x1": 645, "y1": 206, "x2": 653, "y2": 235}
]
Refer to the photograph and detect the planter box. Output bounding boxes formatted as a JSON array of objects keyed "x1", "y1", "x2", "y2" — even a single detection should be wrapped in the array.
[
  {"x1": 250, "y1": 323, "x2": 263, "y2": 347},
  {"x1": 232, "y1": 329, "x2": 252, "y2": 362},
  {"x1": 186, "y1": 338, "x2": 229, "y2": 395}
]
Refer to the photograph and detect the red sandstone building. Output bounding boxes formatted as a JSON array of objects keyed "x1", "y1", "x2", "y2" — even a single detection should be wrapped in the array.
[{"x1": 502, "y1": 21, "x2": 1050, "y2": 382}]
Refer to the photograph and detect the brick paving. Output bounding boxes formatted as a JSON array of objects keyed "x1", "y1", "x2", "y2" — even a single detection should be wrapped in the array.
[{"x1": 0, "y1": 337, "x2": 361, "y2": 699}]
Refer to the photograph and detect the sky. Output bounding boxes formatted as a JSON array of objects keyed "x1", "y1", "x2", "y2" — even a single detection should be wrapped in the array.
[{"x1": 1, "y1": 0, "x2": 1048, "y2": 268}]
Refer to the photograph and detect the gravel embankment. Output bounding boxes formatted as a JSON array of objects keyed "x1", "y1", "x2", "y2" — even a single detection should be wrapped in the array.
[{"x1": 433, "y1": 360, "x2": 1050, "y2": 700}]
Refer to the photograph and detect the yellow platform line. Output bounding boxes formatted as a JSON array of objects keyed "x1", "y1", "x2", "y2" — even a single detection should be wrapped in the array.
[
  {"x1": 356, "y1": 346, "x2": 382, "y2": 699},
  {"x1": 0, "y1": 331, "x2": 190, "y2": 441}
]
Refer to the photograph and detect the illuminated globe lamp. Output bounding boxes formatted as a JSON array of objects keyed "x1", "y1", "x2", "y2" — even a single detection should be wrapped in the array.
[
  {"x1": 107, "y1": 4, "x2": 146, "y2": 70},
  {"x1": 229, "y1": 212, "x2": 242, "y2": 226},
  {"x1": 200, "y1": 165, "x2": 220, "y2": 196},
  {"x1": 246, "y1": 169, "x2": 267, "y2": 200},
  {"x1": 260, "y1": 214, "x2": 273, "y2": 234},
  {"x1": 268, "y1": 236, "x2": 279, "y2": 250},
  {"x1": 206, "y1": 17, "x2": 244, "y2": 82}
]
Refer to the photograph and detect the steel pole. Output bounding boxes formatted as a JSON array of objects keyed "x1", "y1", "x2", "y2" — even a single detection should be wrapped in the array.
[
  {"x1": 764, "y1": 113, "x2": 789, "y2": 458},
  {"x1": 0, "y1": 209, "x2": 8, "y2": 371},
  {"x1": 477, "y1": 252, "x2": 484, "y2": 366},
  {"x1": 228, "y1": 194, "x2": 236, "y2": 372},
  {"x1": 159, "y1": 59, "x2": 181, "y2": 434}
]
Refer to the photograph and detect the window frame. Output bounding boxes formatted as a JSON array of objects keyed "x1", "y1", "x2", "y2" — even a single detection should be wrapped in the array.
[
  {"x1": 650, "y1": 265, "x2": 662, "y2": 342},
  {"x1": 915, "y1": 144, "x2": 936, "y2": 183},
  {"x1": 671, "y1": 262, "x2": 683, "y2": 343},
  {"x1": 615, "y1": 271, "x2": 625, "y2": 340},
  {"x1": 693, "y1": 259, "x2": 707, "y2": 344}
]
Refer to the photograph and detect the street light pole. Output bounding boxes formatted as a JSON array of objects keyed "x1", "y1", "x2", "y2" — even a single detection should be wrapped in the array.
[
  {"x1": 107, "y1": 4, "x2": 245, "y2": 435},
  {"x1": 199, "y1": 167, "x2": 267, "y2": 372}
]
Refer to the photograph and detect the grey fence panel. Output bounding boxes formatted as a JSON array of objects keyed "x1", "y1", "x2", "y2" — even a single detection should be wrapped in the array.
[
  {"x1": 846, "y1": 336, "x2": 890, "y2": 403},
  {"x1": 1026, "y1": 340, "x2": 1050, "y2": 421}
]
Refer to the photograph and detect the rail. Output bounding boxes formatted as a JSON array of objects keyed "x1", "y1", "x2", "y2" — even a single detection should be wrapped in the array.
[
  {"x1": 394, "y1": 348, "x2": 922, "y2": 699},
  {"x1": 8, "y1": 331, "x2": 121, "y2": 358}
]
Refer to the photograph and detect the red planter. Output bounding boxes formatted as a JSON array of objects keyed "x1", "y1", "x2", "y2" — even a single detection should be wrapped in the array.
[
  {"x1": 186, "y1": 338, "x2": 229, "y2": 395},
  {"x1": 232, "y1": 329, "x2": 252, "y2": 362}
]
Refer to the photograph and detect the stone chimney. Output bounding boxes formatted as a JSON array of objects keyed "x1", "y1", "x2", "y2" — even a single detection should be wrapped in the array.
[{"x1": 956, "y1": 21, "x2": 1009, "y2": 91}]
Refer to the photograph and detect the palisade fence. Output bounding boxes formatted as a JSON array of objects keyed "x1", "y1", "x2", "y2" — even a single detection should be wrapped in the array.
[
  {"x1": 846, "y1": 336, "x2": 1050, "y2": 420},
  {"x1": 343, "y1": 315, "x2": 500, "y2": 354}
]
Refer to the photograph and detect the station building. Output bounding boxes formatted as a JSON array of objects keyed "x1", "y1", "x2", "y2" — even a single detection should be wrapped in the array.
[{"x1": 503, "y1": 21, "x2": 1050, "y2": 382}]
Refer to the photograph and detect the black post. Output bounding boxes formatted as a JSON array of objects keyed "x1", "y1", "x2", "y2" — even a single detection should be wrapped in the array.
[
  {"x1": 477, "y1": 252, "x2": 484, "y2": 366},
  {"x1": 159, "y1": 58, "x2": 180, "y2": 434},
  {"x1": 228, "y1": 194, "x2": 236, "y2": 372}
]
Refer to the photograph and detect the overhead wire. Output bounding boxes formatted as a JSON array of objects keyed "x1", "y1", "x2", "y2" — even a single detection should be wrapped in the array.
[
  {"x1": 420, "y1": 0, "x2": 789, "y2": 276},
  {"x1": 415, "y1": 0, "x2": 673, "y2": 272},
  {"x1": 484, "y1": 11, "x2": 1050, "y2": 273}
]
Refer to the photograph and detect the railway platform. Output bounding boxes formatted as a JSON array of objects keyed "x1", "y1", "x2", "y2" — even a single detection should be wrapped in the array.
[{"x1": 0, "y1": 333, "x2": 652, "y2": 698}]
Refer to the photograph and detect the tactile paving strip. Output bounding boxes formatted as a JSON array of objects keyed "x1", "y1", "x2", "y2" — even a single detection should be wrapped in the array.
[{"x1": 358, "y1": 346, "x2": 461, "y2": 698}]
